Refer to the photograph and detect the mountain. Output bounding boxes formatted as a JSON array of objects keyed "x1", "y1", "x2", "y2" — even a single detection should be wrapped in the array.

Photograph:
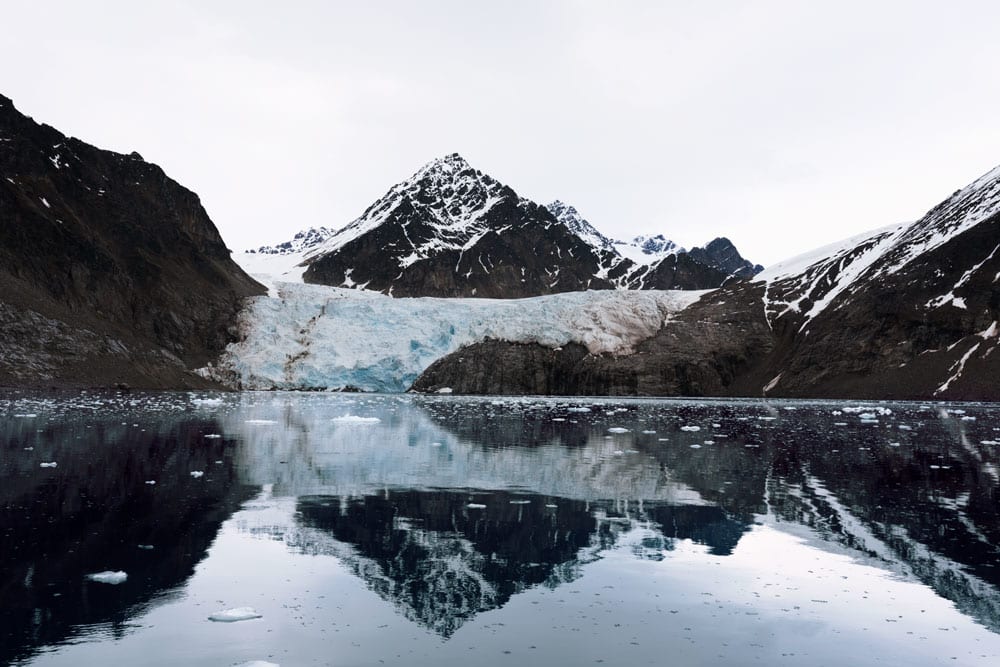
[
  {"x1": 0, "y1": 94, "x2": 264, "y2": 388},
  {"x1": 251, "y1": 153, "x2": 759, "y2": 296},
  {"x1": 411, "y1": 163, "x2": 1000, "y2": 400}
]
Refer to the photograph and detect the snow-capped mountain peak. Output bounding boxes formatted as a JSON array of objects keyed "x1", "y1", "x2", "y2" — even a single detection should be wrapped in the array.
[
  {"x1": 246, "y1": 226, "x2": 335, "y2": 256},
  {"x1": 546, "y1": 200, "x2": 616, "y2": 251},
  {"x1": 304, "y1": 153, "x2": 516, "y2": 265}
]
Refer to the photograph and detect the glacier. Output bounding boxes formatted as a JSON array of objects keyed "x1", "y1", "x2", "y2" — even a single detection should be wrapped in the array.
[{"x1": 203, "y1": 283, "x2": 706, "y2": 392}]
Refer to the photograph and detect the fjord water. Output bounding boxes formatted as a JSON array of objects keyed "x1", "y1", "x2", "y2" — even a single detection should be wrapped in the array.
[{"x1": 2, "y1": 393, "x2": 999, "y2": 666}]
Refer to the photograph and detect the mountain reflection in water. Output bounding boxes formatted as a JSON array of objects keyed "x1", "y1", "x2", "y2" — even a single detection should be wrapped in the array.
[{"x1": 2, "y1": 392, "x2": 999, "y2": 665}]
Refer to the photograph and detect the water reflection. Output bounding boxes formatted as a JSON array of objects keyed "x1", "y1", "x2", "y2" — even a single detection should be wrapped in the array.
[
  {"x1": 0, "y1": 394, "x2": 256, "y2": 665},
  {"x1": 2, "y1": 392, "x2": 999, "y2": 665}
]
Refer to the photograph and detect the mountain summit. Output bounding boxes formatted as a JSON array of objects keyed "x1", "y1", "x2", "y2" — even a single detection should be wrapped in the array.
[{"x1": 252, "y1": 154, "x2": 760, "y2": 297}]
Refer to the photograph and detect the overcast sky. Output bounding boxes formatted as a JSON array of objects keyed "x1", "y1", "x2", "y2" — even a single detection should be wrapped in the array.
[{"x1": 4, "y1": 1, "x2": 1000, "y2": 265}]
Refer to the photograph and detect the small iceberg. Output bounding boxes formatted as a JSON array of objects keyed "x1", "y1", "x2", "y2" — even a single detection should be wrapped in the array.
[
  {"x1": 208, "y1": 607, "x2": 263, "y2": 623},
  {"x1": 190, "y1": 471, "x2": 204, "y2": 478},
  {"x1": 466, "y1": 503, "x2": 487, "y2": 509},
  {"x1": 39, "y1": 462, "x2": 57, "y2": 468},
  {"x1": 86, "y1": 571, "x2": 128, "y2": 585},
  {"x1": 607, "y1": 427, "x2": 629, "y2": 434},
  {"x1": 331, "y1": 415, "x2": 381, "y2": 424},
  {"x1": 680, "y1": 425, "x2": 701, "y2": 432},
  {"x1": 191, "y1": 398, "x2": 224, "y2": 407}
]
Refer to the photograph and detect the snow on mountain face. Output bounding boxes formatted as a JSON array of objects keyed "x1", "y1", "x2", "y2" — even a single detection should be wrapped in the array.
[
  {"x1": 545, "y1": 200, "x2": 616, "y2": 251},
  {"x1": 201, "y1": 284, "x2": 706, "y2": 391},
  {"x1": 612, "y1": 235, "x2": 681, "y2": 264}
]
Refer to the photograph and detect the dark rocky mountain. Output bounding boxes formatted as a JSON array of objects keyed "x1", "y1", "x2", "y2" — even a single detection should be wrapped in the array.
[
  {"x1": 413, "y1": 163, "x2": 1000, "y2": 401},
  {"x1": 299, "y1": 154, "x2": 625, "y2": 297},
  {"x1": 0, "y1": 94, "x2": 264, "y2": 388},
  {"x1": 275, "y1": 153, "x2": 759, "y2": 296},
  {"x1": 688, "y1": 237, "x2": 764, "y2": 278}
]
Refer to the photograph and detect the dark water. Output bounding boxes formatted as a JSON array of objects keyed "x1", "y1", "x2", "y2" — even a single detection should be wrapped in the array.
[{"x1": 2, "y1": 392, "x2": 1000, "y2": 666}]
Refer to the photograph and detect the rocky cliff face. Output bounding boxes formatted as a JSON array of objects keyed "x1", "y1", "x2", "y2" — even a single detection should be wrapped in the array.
[
  {"x1": 413, "y1": 164, "x2": 1000, "y2": 401},
  {"x1": 0, "y1": 94, "x2": 264, "y2": 388}
]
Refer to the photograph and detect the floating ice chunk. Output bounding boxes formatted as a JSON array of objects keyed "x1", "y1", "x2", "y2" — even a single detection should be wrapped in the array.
[
  {"x1": 191, "y1": 398, "x2": 224, "y2": 407},
  {"x1": 567, "y1": 407, "x2": 591, "y2": 413},
  {"x1": 961, "y1": 416, "x2": 976, "y2": 421},
  {"x1": 137, "y1": 544, "x2": 154, "y2": 550},
  {"x1": 898, "y1": 425, "x2": 912, "y2": 430},
  {"x1": 145, "y1": 480, "x2": 156, "y2": 485},
  {"x1": 607, "y1": 427, "x2": 629, "y2": 434},
  {"x1": 680, "y1": 425, "x2": 700, "y2": 432},
  {"x1": 245, "y1": 419, "x2": 278, "y2": 425},
  {"x1": 86, "y1": 571, "x2": 127, "y2": 585},
  {"x1": 545, "y1": 503, "x2": 558, "y2": 508},
  {"x1": 509, "y1": 499, "x2": 531, "y2": 505},
  {"x1": 641, "y1": 429, "x2": 656, "y2": 434},
  {"x1": 704, "y1": 440, "x2": 715, "y2": 445},
  {"x1": 689, "y1": 444, "x2": 702, "y2": 449},
  {"x1": 204, "y1": 434, "x2": 223, "y2": 439},
  {"x1": 14, "y1": 413, "x2": 37, "y2": 418},
  {"x1": 208, "y1": 607, "x2": 262, "y2": 622},
  {"x1": 39, "y1": 462, "x2": 57, "y2": 468},
  {"x1": 858, "y1": 413, "x2": 878, "y2": 421},
  {"x1": 190, "y1": 471, "x2": 204, "y2": 478},
  {"x1": 466, "y1": 503, "x2": 487, "y2": 509},
  {"x1": 331, "y1": 415, "x2": 381, "y2": 424},
  {"x1": 436, "y1": 387, "x2": 453, "y2": 394}
]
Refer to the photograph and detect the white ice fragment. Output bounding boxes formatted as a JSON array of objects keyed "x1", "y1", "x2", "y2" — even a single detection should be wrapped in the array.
[
  {"x1": 39, "y1": 462, "x2": 57, "y2": 468},
  {"x1": 204, "y1": 434, "x2": 223, "y2": 439},
  {"x1": 145, "y1": 480, "x2": 156, "y2": 485},
  {"x1": 607, "y1": 427, "x2": 629, "y2": 434},
  {"x1": 14, "y1": 413, "x2": 37, "y2": 418},
  {"x1": 567, "y1": 407, "x2": 591, "y2": 413},
  {"x1": 466, "y1": 503, "x2": 487, "y2": 509},
  {"x1": 191, "y1": 398, "x2": 224, "y2": 407},
  {"x1": 680, "y1": 425, "x2": 700, "y2": 432},
  {"x1": 331, "y1": 415, "x2": 381, "y2": 424},
  {"x1": 641, "y1": 429, "x2": 656, "y2": 434},
  {"x1": 509, "y1": 499, "x2": 531, "y2": 505},
  {"x1": 436, "y1": 387, "x2": 453, "y2": 394},
  {"x1": 245, "y1": 419, "x2": 278, "y2": 425},
  {"x1": 86, "y1": 571, "x2": 127, "y2": 585},
  {"x1": 208, "y1": 607, "x2": 262, "y2": 622},
  {"x1": 689, "y1": 444, "x2": 702, "y2": 449},
  {"x1": 190, "y1": 471, "x2": 204, "y2": 478}
]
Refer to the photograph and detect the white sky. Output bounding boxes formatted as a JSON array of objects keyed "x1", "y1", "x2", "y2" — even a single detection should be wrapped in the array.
[{"x1": 4, "y1": 0, "x2": 1000, "y2": 266}]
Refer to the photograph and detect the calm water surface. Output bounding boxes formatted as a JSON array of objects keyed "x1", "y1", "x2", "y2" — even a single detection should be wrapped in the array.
[{"x1": 2, "y1": 391, "x2": 1000, "y2": 666}]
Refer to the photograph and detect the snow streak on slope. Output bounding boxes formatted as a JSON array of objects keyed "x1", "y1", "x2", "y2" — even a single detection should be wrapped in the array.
[{"x1": 205, "y1": 284, "x2": 706, "y2": 392}]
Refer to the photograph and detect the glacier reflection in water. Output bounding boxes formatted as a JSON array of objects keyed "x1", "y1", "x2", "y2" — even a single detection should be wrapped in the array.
[{"x1": 2, "y1": 391, "x2": 1000, "y2": 666}]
